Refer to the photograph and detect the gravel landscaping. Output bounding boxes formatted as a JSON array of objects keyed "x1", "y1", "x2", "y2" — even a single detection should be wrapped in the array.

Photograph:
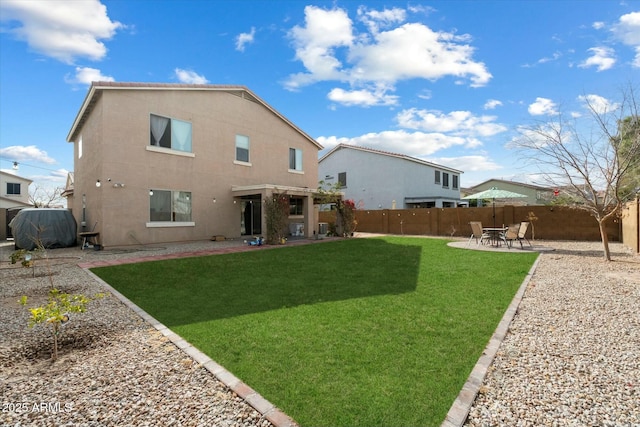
[{"x1": 1, "y1": 237, "x2": 638, "y2": 426}]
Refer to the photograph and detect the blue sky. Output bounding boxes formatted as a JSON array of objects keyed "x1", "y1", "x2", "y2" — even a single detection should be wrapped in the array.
[{"x1": 1, "y1": 0, "x2": 639, "y2": 198}]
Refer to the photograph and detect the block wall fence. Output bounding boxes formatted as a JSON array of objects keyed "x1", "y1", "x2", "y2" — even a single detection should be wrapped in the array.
[{"x1": 319, "y1": 204, "x2": 638, "y2": 249}]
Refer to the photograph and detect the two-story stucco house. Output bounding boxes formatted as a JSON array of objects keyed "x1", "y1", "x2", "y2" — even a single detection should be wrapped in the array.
[
  {"x1": 1, "y1": 170, "x2": 33, "y2": 240},
  {"x1": 318, "y1": 144, "x2": 463, "y2": 209},
  {"x1": 66, "y1": 82, "x2": 323, "y2": 248}
]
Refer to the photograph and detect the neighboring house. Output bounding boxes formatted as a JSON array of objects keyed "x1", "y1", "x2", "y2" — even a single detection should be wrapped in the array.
[
  {"x1": 318, "y1": 144, "x2": 464, "y2": 209},
  {"x1": 61, "y1": 172, "x2": 74, "y2": 199},
  {"x1": 0, "y1": 170, "x2": 33, "y2": 240},
  {"x1": 463, "y1": 179, "x2": 554, "y2": 206},
  {"x1": 66, "y1": 82, "x2": 322, "y2": 248}
]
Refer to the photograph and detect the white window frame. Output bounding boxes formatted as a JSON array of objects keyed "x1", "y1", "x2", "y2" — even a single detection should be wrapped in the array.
[
  {"x1": 149, "y1": 113, "x2": 193, "y2": 153},
  {"x1": 442, "y1": 172, "x2": 449, "y2": 188},
  {"x1": 6, "y1": 182, "x2": 20, "y2": 195},
  {"x1": 147, "y1": 189, "x2": 194, "y2": 227},
  {"x1": 289, "y1": 148, "x2": 303, "y2": 173},
  {"x1": 234, "y1": 134, "x2": 251, "y2": 165}
]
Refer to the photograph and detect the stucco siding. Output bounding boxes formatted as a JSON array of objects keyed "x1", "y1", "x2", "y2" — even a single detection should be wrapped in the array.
[
  {"x1": 69, "y1": 86, "x2": 319, "y2": 247},
  {"x1": 319, "y1": 145, "x2": 462, "y2": 209}
]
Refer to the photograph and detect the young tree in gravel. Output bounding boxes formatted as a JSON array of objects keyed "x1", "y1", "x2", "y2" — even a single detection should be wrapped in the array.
[{"x1": 511, "y1": 84, "x2": 640, "y2": 261}]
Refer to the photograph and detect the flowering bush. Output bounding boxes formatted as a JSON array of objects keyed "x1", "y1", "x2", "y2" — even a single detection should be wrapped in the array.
[{"x1": 336, "y1": 198, "x2": 357, "y2": 237}]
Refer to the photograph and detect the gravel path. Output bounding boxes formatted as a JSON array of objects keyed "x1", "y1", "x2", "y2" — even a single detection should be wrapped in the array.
[
  {"x1": 1, "y1": 238, "x2": 638, "y2": 426},
  {"x1": 464, "y1": 240, "x2": 640, "y2": 427}
]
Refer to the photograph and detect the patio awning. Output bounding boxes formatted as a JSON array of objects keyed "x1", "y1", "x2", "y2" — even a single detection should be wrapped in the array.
[{"x1": 231, "y1": 184, "x2": 317, "y2": 198}]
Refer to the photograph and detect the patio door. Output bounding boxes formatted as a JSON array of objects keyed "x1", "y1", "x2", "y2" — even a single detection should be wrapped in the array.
[{"x1": 241, "y1": 198, "x2": 262, "y2": 236}]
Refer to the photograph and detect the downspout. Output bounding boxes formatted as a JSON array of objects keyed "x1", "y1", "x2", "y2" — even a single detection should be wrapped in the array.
[{"x1": 81, "y1": 194, "x2": 87, "y2": 230}]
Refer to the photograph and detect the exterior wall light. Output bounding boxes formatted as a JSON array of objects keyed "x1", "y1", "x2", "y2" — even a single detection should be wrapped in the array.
[{"x1": 96, "y1": 180, "x2": 101, "y2": 188}]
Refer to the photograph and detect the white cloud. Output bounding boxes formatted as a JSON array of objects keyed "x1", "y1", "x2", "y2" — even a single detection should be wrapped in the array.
[
  {"x1": 348, "y1": 23, "x2": 491, "y2": 87},
  {"x1": 286, "y1": 6, "x2": 353, "y2": 90},
  {"x1": 317, "y1": 129, "x2": 478, "y2": 158},
  {"x1": 174, "y1": 68, "x2": 209, "y2": 84},
  {"x1": 328, "y1": 86, "x2": 398, "y2": 106},
  {"x1": 0, "y1": 145, "x2": 56, "y2": 164},
  {"x1": 65, "y1": 66, "x2": 114, "y2": 85},
  {"x1": 592, "y1": 21, "x2": 605, "y2": 30},
  {"x1": 285, "y1": 5, "x2": 491, "y2": 103},
  {"x1": 578, "y1": 46, "x2": 616, "y2": 71},
  {"x1": 236, "y1": 27, "x2": 256, "y2": 52},
  {"x1": 528, "y1": 97, "x2": 558, "y2": 116},
  {"x1": 578, "y1": 94, "x2": 619, "y2": 114},
  {"x1": 396, "y1": 108, "x2": 507, "y2": 137},
  {"x1": 612, "y1": 11, "x2": 640, "y2": 67},
  {"x1": 428, "y1": 155, "x2": 502, "y2": 172},
  {"x1": 357, "y1": 6, "x2": 406, "y2": 34},
  {"x1": 0, "y1": 0, "x2": 123, "y2": 64},
  {"x1": 483, "y1": 99, "x2": 503, "y2": 110}
]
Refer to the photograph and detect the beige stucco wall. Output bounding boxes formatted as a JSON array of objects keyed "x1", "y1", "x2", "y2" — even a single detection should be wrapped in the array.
[{"x1": 70, "y1": 88, "x2": 320, "y2": 247}]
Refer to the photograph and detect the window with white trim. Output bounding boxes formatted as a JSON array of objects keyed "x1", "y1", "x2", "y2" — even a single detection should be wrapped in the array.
[
  {"x1": 149, "y1": 190, "x2": 192, "y2": 222},
  {"x1": 338, "y1": 172, "x2": 347, "y2": 188},
  {"x1": 236, "y1": 135, "x2": 250, "y2": 163},
  {"x1": 289, "y1": 197, "x2": 304, "y2": 216},
  {"x1": 452, "y1": 175, "x2": 459, "y2": 189},
  {"x1": 442, "y1": 172, "x2": 449, "y2": 188},
  {"x1": 6, "y1": 183, "x2": 20, "y2": 195},
  {"x1": 289, "y1": 148, "x2": 303, "y2": 171},
  {"x1": 150, "y1": 114, "x2": 192, "y2": 153},
  {"x1": 435, "y1": 170, "x2": 441, "y2": 184}
]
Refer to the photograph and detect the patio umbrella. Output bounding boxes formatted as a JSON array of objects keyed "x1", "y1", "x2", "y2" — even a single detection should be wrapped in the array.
[{"x1": 462, "y1": 187, "x2": 527, "y2": 228}]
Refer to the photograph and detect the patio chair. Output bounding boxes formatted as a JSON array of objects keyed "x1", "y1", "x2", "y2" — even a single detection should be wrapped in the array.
[
  {"x1": 467, "y1": 221, "x2": 490, "y2": 246},
  {"x1": 515, "y1": 221, "x2": 532, "y2": 248},
  {"x1": 501, "y1": 223, "x2": 520, "y2": 248}
]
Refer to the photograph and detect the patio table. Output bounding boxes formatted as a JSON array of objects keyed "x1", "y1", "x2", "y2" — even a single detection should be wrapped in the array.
[{"x1": 483, "y1": 227, "x2": 507, "y2": 247}]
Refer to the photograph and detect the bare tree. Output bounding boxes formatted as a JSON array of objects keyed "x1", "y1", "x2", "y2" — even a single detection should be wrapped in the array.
[
  {"x1": 511, "y1": 84, "x2": 640, "y2": 261},
  {"x1": 29, "y1": 184, "x2": 64, "y2": 208}
]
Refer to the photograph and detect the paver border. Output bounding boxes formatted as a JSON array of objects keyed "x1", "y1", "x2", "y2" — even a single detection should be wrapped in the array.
[
  {"x1": 83, "y1": 268, "x2": 298, "y2": 427},
  {"x1": 440, "y1": 253, "x2": 542, "y2": 427}
]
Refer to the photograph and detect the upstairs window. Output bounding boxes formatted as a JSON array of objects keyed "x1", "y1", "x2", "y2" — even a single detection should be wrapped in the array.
[
  {"x1": 442, "y1": 172, "x2": 449, "y2": 188},
  {"x1": 452, "y1": 175, "x2": 459, "y2": 189},
  {"x1": 236, "y1": 135, "x2": 250, "y2": 163},
  {"x1": 289, "y1": 148, "x2": 303, "y2": 171},
  {"x1": 150, "y1": 114, "x2": 192, "y2": 153},
  {"x1": 435, "y1": 170, "x2": 441, "y2": 184},
  {"x1": 6, "y1": 183, "x2": 20, "y2": 195},
  {"x1": 149, "y1": 190, "x2": 192, "y2": 222},
  {"x1": 338, "y1": 172, "x2": 347, "y2": 187}
]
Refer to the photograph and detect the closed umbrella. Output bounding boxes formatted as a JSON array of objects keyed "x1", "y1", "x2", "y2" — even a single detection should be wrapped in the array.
[{"x1": 463, "y1": 186, "x2": 527, "y2": 228}]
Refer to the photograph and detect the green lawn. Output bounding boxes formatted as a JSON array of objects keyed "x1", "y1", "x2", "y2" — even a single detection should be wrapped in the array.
[{"x1": 91, "y1": 237, "x2": 538, "y2": 427}]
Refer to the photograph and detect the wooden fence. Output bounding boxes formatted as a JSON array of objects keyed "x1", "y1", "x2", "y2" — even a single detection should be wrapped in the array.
[{"x1": 319, "y1": 205, "x2": 622, "y2": 243}]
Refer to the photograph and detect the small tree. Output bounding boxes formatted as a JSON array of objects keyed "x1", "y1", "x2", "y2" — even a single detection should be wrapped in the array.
[
  {"x1": 19, "y1": 290, "x2": 101, "y2": 361},
  {"x1": 264, "y1": 192, "x2": 290, "y2": 244},
  {"x1": 511, "y1": 84, "x2": 640, "y2": 261},
  {"x1": 12, "y1": 237, "x2": 104, "y2": 360},
  {"x1": 29, "y1": 185, "x2": 65, "y2": 208},
  {"x1": 525, "y1": 211, "x2": 538, "y2": 241}
]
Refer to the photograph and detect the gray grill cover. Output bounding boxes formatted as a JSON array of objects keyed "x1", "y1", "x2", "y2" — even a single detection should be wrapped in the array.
[{"x1": 9, "y1": 208, "x2": 77, "y2": 250}]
